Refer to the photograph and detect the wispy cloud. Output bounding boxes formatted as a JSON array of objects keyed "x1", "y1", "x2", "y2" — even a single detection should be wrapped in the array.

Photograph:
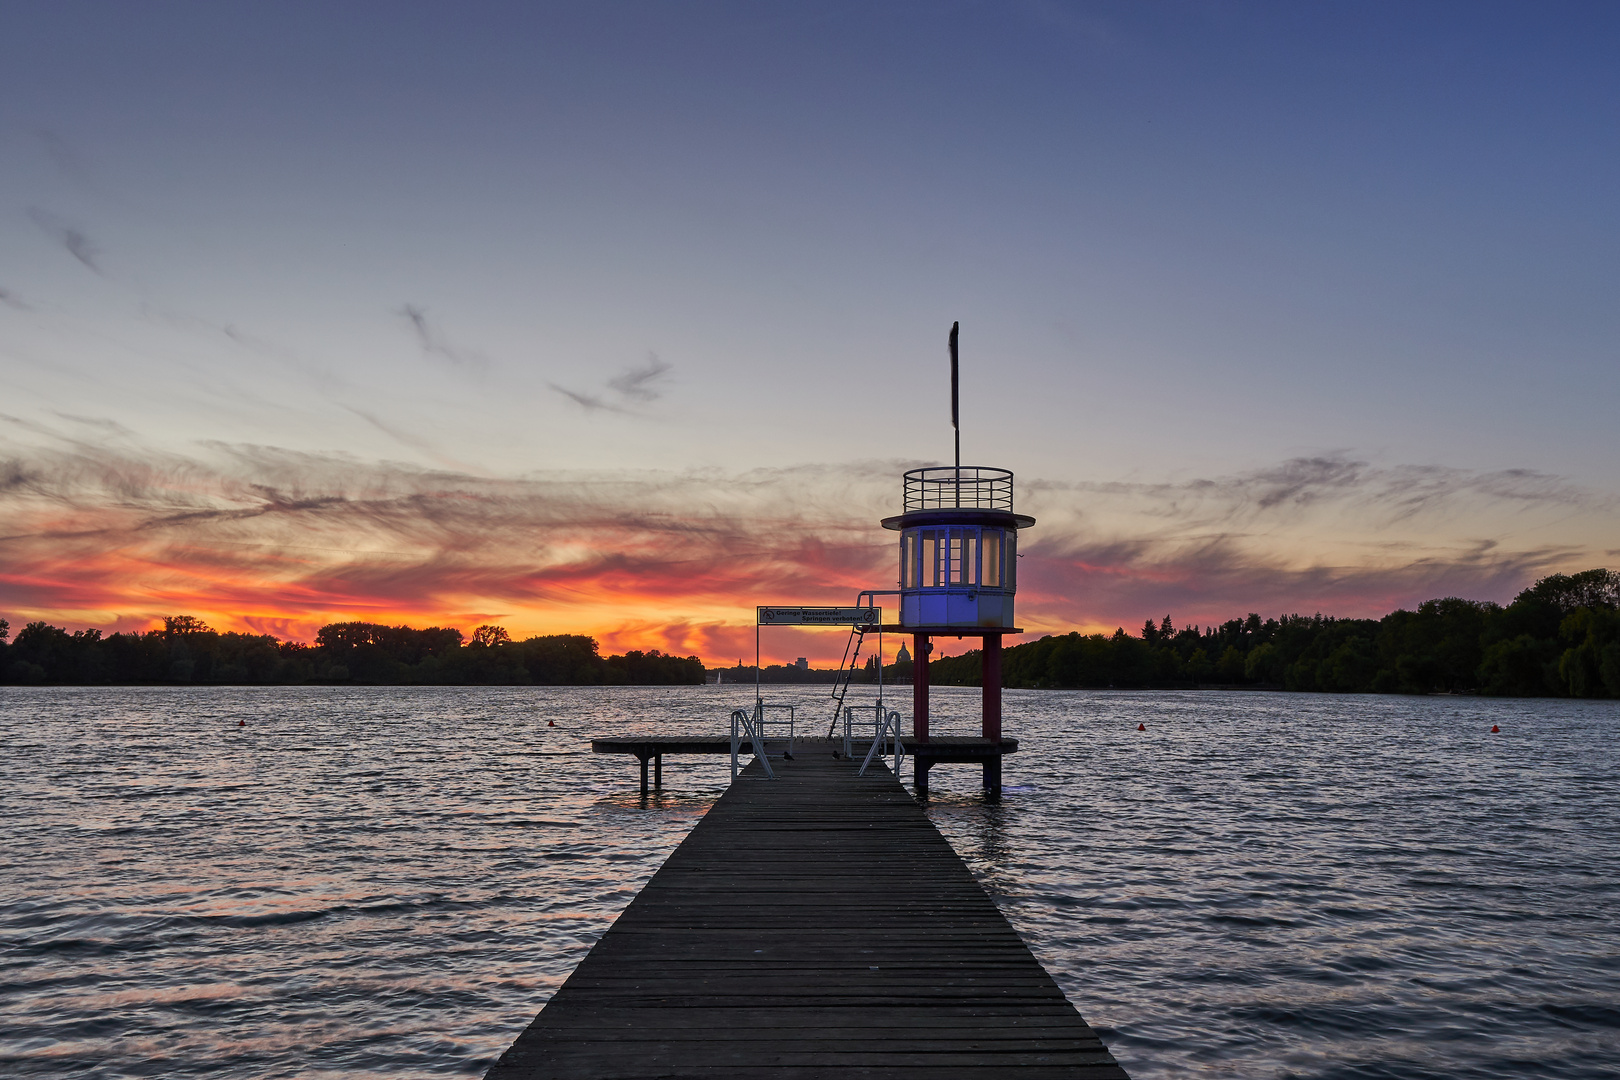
[
  {"x1": 0, "y1": 428, "x2": 892, "y2": 652},
  {"x1": 1016, "y1": 453, "x2": 1611, "y2": 632},
  {"x1": 607, "y1": 353, "x2": 672, "y2": 402},
  {"x1": 33, "y1": 128, "x2": 98, "y2": 188},
  {"x1": 0, "y1": 287, "x2": 31, "y2": 311},
  {"x1": 1034, "y1": 454, "x2": 1596, "y2": 531},
  {"x1": 1019, "y1": 532, "x2": 1584, "y2": 636},
  {"x1": 27, "y1": 207, "x2": 102, "y2": 274},
  {"x1": 552, "y1": 353, "x2": 675, "y2": 414},
  {"x1": 397, "y1": 303, "x2": 489, "y2": 369},
  {"x1": 547, "y1": 383, "x2": 627, "y2": 414},
  {"x1": 338, "y1": 405, "x2": 482, "y2": 473}
]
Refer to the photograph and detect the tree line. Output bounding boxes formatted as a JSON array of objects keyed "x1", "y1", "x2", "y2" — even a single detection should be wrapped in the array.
[
  {"x1": 927, "y1": 569, "x2": 1620, "y2": 698},
  {"x1": 0, "y1": 616, "x2": 705, "y2": 686},
  {"x1": 5, "y1": 568, "x2": 1616, "y2": 695}
]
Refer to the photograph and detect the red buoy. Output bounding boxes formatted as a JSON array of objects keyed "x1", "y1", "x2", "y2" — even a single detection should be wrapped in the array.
[
  {"x1": 548, "y1": 720, "x2": 556, "y2": 727},
  {"x1": 238, "y1": 720, "x2": 245, "y2": 727},
  {"x1": 1491, "y1": 724, "x2": 1500, "y2": 733},
  {"x1": 1137, "y1": 723, "x2": 1146, "y2": 731}
]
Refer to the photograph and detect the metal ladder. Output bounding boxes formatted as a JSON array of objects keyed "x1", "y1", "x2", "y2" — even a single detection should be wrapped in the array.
[{"x1": 825, "y1": 624, "x2": 869, "y2": 737}]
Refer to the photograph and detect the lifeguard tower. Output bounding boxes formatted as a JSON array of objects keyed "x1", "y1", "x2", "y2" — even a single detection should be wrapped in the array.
[
  {"x1": 879, "y1": 464, "x2": 1033, "y2": 798},
  {"x1": 874, "y1": 322, "x2": 1034, "y2": 798},
  {"x1": 591, "y1": 322, "x2": 1032, "y2": 801}
]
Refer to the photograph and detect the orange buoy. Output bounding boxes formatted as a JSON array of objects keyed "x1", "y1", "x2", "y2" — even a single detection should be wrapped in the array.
[
  {"x1": 1137, "y1": 723, "x2": 1146, "y2": 731},
  {"x1": 1491, "y1": 724, "x2": 1500, "y2": 733}
]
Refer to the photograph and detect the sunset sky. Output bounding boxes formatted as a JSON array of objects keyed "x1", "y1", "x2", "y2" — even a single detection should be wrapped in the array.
[{"x1": 3, "y1": 2, "x2": 1618, "y2": 664}]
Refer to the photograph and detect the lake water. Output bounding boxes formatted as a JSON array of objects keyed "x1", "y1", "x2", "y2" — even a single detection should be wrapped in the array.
[{"x1": 2, "y1": 685, "x2": 1616, "y2": 1078}]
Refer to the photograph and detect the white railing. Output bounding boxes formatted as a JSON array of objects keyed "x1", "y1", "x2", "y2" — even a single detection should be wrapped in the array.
[
  {"x1": 903, "y1": 465, "x2": 1014, "y2": 512},
  {"x1": 730, "y1": 702, "x2": 796, "y2": 780},
  {"x1": 845, "y1": 702, "x2": 906, "y2": 777}
]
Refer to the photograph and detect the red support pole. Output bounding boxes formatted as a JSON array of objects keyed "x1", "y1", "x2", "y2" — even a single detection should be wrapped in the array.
[
  {"x1": 982, "y1": 635, "x2": 1002, "y2": 741},
  {"x1": 913, "y1": 633, "x2": 930, "y2": 739},
  {"x1": 982, "y1": 634, "x2": 1002, "y2": 800}
]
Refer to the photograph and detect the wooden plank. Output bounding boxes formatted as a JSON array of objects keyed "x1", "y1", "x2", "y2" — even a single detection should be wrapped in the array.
[{"x1": 485, "y1": 738, "x2": 1128, "y2": 1079}]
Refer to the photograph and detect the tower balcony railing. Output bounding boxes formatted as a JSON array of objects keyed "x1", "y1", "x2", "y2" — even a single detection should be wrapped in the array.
[{"x1": 902, "y1": 466, "x2": 1014, "y2": 512}]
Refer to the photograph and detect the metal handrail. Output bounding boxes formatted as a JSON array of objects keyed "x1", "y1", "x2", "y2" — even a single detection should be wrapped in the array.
[
  {"x1": 730, "y1": 704, "x2": 779, "y2": 781},
  {"x1": 902, "y1": 466, "x2": 1014, "y2": 512},
  {"x1": 854, "y1": 705, "x2": 906, "y2": 776},
  {"x1": 759, "y1": 703, "x2": 797, "y2": 758}
]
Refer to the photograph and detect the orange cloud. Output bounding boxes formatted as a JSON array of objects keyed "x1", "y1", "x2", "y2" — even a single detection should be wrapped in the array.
[
  {"x1": 0, "y1": 437, "x2": 904, "y2": 662},
  {"x1": 2, "y1": 433, "x2": 1614, "y2": 665}
]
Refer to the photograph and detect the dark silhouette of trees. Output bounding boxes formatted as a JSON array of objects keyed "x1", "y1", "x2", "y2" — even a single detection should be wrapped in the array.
[
  {"x1": 470, "y1": 624, "x2": 512, "y2": 648},
  {"x1": 0, "y1": 617, "x2": 703, "y2": 686},
  {"x1": 925, "y1": 568, "x2": 1620, "y2": 698},
  {"x1": 3, "y1": 569, "x2": 1615, "y2": 695}
]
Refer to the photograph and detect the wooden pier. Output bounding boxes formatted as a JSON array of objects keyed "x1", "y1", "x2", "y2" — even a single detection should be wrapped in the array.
[
  {"x1": 487, "y1": 738, "x2": 1128, "y2": 1078},
  {"x1": 592, "y1": 734, "x2": 1019, "y2": 795}
]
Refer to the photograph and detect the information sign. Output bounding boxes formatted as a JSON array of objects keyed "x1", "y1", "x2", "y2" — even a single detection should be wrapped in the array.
[{"x1": 756, "y1": 606, "x2": 881, "y2": 626}]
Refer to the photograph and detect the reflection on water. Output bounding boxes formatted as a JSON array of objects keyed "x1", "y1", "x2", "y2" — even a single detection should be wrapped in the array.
[{"x1": 2, "y1": 685, "x2": 1616, "y2": 1079}]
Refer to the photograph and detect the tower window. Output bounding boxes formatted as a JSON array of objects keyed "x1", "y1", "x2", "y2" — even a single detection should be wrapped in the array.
[{"x1": 902, "y1": 526, "x2": 1019, "y2": 590}]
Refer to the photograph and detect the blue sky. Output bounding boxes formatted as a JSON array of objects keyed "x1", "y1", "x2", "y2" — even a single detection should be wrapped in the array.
[{"x1": 2, "y1": 1, "x2": 1617, "y2": 657}]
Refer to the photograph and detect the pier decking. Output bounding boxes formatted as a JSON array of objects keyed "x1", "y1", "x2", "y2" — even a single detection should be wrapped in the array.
[{"x1": 487, "y1": 738, "x2": 1127, "y2": 1078}]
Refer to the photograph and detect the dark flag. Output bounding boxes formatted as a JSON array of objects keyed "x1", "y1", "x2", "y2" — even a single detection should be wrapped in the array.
[{"x1": 949, "y1": 321, "x2": 960, "y2": 469}]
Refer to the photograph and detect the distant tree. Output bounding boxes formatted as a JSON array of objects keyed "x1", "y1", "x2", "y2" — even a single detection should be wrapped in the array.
[
  {"x1": 471, "y1": 624, "x2": 512, "y2": 648},
  {"x1": 512, "y1": 634, "x2": 606, "y2": 684},
  {"x1": 1515, "y1": 569, "x2": 1620, "y2": 614},
  {"x1": 316, "y1": 622, "x2": 376, "y2": 654},
  {"x1": 1556, "y1": 606, "x2": 1620, "y2": 698}
]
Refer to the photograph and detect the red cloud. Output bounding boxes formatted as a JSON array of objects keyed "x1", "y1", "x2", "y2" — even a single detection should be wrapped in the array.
[{"x1": 1, "y1": 442, "x2": 1611, "y2": 664}]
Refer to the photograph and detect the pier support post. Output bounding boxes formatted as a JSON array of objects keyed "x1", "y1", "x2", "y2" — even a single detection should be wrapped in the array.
[
  {"x1": 915, "y1": 758, "x2": 933, "y2": 799},
  {"x1": 913, "y1": 634, "x2": 930, "y2": 739},
  {"x1": 982, "y1": 635, "x2": 1002, "y2": 800},
  {"x1": 654, "y1": 753, "x2": 662, "y2": 789},
  {"x1": 639, "y1": 753, "x2": 650, "y2": 796}
]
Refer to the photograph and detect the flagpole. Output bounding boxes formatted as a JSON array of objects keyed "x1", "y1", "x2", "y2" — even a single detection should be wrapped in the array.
[{"x1": 949, "y1": 320, "x2": 960, "y2": 507}]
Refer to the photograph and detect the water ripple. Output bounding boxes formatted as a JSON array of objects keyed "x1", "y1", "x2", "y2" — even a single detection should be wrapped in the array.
[{"x1": 1, "y1": 685, "x2": 1616, "y2": 1078}]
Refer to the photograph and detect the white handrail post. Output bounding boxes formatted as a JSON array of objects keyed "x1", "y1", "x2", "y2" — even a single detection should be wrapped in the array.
[
  {"x1": 749, "y1": 700, "x2": 775, "y2": 779},
  {"x1": 889, "y1": 709, "x2": 906, "y2": 774},
  {"x1": 730, "y1": 708, "x2": 741, "y2": 781},
  {"x1": 858, "y1": 701, "x2": 891, "y2": 777}
]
